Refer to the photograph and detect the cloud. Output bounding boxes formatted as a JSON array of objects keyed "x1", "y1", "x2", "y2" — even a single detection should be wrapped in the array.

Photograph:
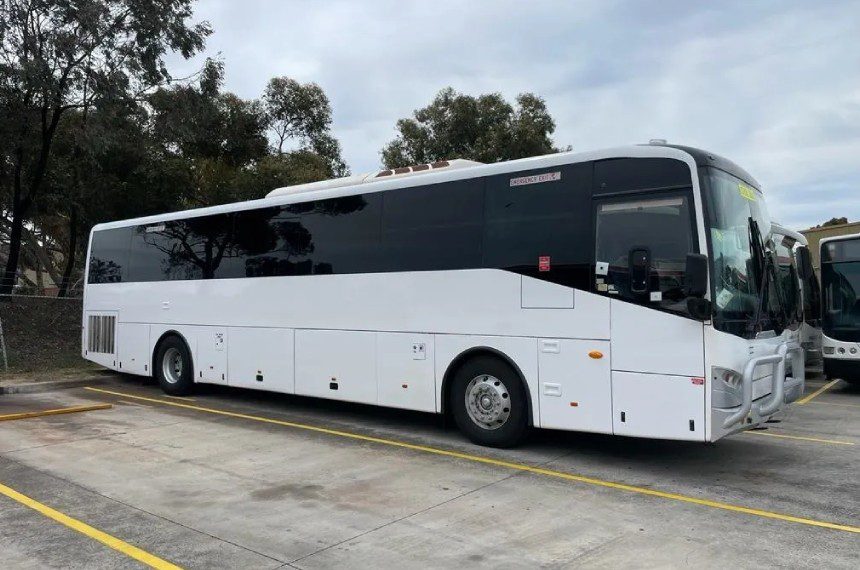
[{"x1": 166, "y1": 0, "x2": 860, "y2": 230}]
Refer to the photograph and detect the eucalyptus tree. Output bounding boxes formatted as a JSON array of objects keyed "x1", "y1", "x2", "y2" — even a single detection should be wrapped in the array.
[
  {"x1": 381, "y1": 87, "x2": 568, "y2": 168},
  {"x1": 0, "y1": 0, "x2": 210, "y2": 294}
]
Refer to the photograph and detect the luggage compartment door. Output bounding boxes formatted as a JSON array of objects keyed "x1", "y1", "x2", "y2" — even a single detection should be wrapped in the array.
[
  {"x1": 539, "y1": 339, "x2": 612, "y2": 433},
  {"x1": 612, "y1": 371, "x2": 705, "y2": 440}
]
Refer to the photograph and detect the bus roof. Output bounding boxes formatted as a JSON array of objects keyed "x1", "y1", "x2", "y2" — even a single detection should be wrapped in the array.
[{"x1": 820, "y1": 232, "x2": 860, "y2": 246}]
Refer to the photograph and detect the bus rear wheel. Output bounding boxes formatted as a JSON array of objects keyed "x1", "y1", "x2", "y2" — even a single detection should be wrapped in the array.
[
  {"x1": 450, "y1": 355, "x2": 528, "y2": 448},
  {"x1": 155, "y1": 336, "x2": 194, "y2": 396}
]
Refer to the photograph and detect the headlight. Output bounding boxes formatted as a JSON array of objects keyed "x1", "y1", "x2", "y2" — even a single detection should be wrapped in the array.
[{"x1": 712, "y1": 366, "x2": 743, "y2": 408}]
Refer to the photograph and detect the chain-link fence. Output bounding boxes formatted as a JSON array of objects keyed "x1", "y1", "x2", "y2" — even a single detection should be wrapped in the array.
[{"x1": 0, "y1": 276, "x2": 83, "y2": 298}]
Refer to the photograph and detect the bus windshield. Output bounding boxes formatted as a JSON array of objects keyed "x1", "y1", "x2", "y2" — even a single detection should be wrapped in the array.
[
  {"x1": 703, "y1": 167, "x2": 780, "y2": 337},
  {"x1": 821, "y1": 239, "x2": 860, "y2": 342}
]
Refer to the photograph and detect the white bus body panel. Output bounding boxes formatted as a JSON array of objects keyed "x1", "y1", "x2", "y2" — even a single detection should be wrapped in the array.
[
  {"x1": 538, "y1": 338, "x2": 612, "y2": 433},
  {"x1": 117, "y1": 322, "x2": 150, "y2": 375},
  {"x1": 611, "y1": 371, "x2": 705, "y2": 440},
  {"x1": 296, "y1": 330, "x2": 377, "y2": 404},
  {"x1": 196, "y1": 326, "x2": 228, "y2": 385},
  {"x1": 609, "y1": 300, "x2": 705, "y2": 377},
  {"x1": 227, "y1": 327, "x2": 295, "y2": 393},
  {"x1": 521, "y1": 276, "x2": 574, "y2": 309},
  {"x1": 377, "y1": 332, "x2": 435, "y2": 413},
  {"x1": 609, "y1": 300, "x2": 706, "y2": 440}
]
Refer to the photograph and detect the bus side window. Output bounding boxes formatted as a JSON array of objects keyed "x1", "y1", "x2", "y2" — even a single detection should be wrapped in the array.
[{"x1": 594, "y1": 193, "x2": 695, "y2": 314}]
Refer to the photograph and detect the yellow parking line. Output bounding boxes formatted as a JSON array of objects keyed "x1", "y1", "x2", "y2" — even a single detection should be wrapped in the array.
[
  {"x1": 0, "y1": 481, "x2": 181, "y2": 569},
  {"x1": 744, "y1": 430, "x2": 854, "y2": 446},
  {"x1": 83, "y1": 386, "x2": 860, "y2": 535},
  {"x1": 162, "y1": 395, "x2": 196, "y2": 402},
  {"x1": 807, "y1": 401, "x2": 860, "y2": 410},
  {"x1": 0, "y1": 404, "x2": 112, "y2": 423},
  {"x1": 797, "y1": 379, "x2": 841, "y2": 405}
]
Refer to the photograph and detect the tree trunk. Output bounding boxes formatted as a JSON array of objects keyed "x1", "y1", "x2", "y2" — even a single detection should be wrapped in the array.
[
  {"x1": 57, "y1": 205, "x2": 79, "y2": 297},
  {"x1": 0, "y1": 198, "x2": 26, "y2": 295}
]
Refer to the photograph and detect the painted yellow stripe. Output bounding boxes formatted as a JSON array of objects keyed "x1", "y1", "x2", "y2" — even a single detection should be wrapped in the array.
[
  {"x1": 0, "y1": 481, "x2": 181, "y2": 569},
  {"x1": 797, "y1": 379, "x2": 841, "y2": 404},
  {"x1": 0, "y1": 404, "x2": 112, "y2": 422},
  {"x1": 84, "y1": 386, "x2": 860, "y2": 534},
  {"x1": 162, "y1": 395, "x2": 196, "y2": 402},
  {"x1": 743, "y1": 430, "x2": 854, "y2": 446},
  {"x1": 807, "y1": 401, "x2": 860, "y2": 410}
]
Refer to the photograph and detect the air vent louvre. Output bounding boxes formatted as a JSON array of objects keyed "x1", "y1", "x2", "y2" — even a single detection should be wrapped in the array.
[{"x1": 87, "y1": 315, "x2": 116, "y2": 354}]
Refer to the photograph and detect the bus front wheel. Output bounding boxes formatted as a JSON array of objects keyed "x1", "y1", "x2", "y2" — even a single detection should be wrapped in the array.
[
  {"x1": 450, "y1": 355, "x2": 528, "y2": 448},
  {"x1": 155, "y1": 336, "x2": 195, "y2": 396}
]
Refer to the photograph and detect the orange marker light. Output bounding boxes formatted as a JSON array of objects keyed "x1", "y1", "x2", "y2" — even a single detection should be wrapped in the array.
[
  {"x1": 588, "y1": 350, "x2": 603, "y2": 359},
  {"x1": 569, "y1": 402, "x2": 579, "y2": 407}
]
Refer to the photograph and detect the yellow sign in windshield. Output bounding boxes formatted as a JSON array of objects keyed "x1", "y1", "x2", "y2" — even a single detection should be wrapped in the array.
[{"x1": 738, "y1": 182, "x2": 757, "y2": 201}]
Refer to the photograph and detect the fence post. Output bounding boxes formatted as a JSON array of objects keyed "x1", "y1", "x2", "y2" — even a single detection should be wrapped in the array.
[{"x1": 0, "y1": 318, "x2": 7, "y2": 372}]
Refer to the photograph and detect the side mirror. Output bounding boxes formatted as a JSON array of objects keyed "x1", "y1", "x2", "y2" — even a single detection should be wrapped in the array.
[
  {"x1": 687, "y1": 297, "x2": 713, "y2": 320},
  {"x1": 684, "y1": 253, "x2": 709, "y2": 298},
  {"x1": 628, "y1": 247, "x2": 651, "y2": 294}
]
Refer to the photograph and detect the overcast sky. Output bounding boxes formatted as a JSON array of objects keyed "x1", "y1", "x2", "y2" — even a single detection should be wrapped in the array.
[{"x1": 165, "y1": 0, "x2": 860, "y2": 230}]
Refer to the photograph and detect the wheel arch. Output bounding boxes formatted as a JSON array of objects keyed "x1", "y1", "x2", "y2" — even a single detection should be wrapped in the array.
[
  {"x1": 151, "y1": 330, "x2": 194, "y2": 379},
  {"x1": 440, "y1": 346, "x2": 534, "y2": 426}
]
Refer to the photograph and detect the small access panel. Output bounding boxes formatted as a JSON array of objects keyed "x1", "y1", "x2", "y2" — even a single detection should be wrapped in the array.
[
  {"x1": 377, "y1": 332, "x2": 435, "y2": 412},
  {"x1": 196, "y1": 327, "x2": 228, "y2": 385}
]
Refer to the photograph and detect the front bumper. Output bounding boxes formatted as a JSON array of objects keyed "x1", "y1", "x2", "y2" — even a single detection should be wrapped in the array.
[{"x1": 720, "y1": 341, "x2": 804, "y2": 431}]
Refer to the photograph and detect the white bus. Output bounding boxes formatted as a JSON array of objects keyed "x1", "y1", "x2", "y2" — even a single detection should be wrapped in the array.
[
  {"x1": 771, "y1": 224, "x2": 822, "y2": 366},
  {"x1": 820, "y1": 233, "x2": 860, "y2": 384},
  {"x1": 82, "y1": 144, "x2": 804, "y2": 447}
]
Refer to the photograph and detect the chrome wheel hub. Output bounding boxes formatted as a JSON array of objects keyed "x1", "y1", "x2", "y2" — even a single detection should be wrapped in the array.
[
  {"x1": 162, "y1": 347, "x2": 183, "y2": 384},
  {"x1": 465, "y1": 374, "x2": 510, "y2": 430}
]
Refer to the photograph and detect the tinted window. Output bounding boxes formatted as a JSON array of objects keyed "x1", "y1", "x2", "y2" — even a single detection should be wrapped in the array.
[
  {"x1": 822, "y1": 239, "x2": 860, "y2": 263},
  {"x1": 594, "y1": 157, "x2": 691, "y2": 195},
  {"x1": 484, "y1": 163, "x2": 592, "y2": 289},
  {"x1": 822, "y1": 261, "x2": 860, "y2": 342},
  {"x1": 128, "y1": 214, "x2": 235, "y2": 281},
  {"x1": 88, "y1": 227, "x2": 132, "y2": 284},
  {"x1": 288, "y1": 195, "x2": 382, "y2": 274},
  {"x1": 230, "y1": 196, "x2": 383, "y2": 277},
  {"x1": 382, "y1": 180, "x2": 484, "y2": 272},
  {"x1": 595, "y1": 193, "x2": 696, "y2": 314}
]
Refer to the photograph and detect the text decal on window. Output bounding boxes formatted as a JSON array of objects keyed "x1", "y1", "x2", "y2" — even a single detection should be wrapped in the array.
[{"x1": 510, "y1": 171, "x2": 561, "y2": 187}]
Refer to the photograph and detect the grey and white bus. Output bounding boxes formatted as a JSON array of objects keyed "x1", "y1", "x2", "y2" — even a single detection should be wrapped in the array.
[
  {"x1": 82, "y1": 143, "x2": 804, "y2": 447},
  {"x1": 821, "y1": 233, "x2": 860, "y2": 384}
]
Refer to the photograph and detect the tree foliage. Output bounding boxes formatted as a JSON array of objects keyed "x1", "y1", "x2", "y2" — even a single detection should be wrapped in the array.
[
  {"x1": 0, "y1": 0, "x2": 211, "y2": 293},
  {"x1": 0, "y1": 2, "x2": 349, "y2": 295},
  {"x1": 381, "y1": 87, "x2": 568, "y2": 168},
  {"x1": 817, "y1": 217, "x2": 849, "y2": 228},
  {"x1": 262, "y1": 76, "x2": 348, "y2": 176}
]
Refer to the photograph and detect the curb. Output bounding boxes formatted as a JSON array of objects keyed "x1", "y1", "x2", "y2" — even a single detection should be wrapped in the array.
[{"x1": 0, "y1": 375, "x2": 114, "y2": 395}]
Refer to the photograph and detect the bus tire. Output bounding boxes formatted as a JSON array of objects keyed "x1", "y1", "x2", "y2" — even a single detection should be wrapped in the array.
[
  {"x1": 450, "y1": 355, "x2": 528, "y2": 448},
  {"x1": 154, "y1": 336, "x2": 195, "y2": 396}
]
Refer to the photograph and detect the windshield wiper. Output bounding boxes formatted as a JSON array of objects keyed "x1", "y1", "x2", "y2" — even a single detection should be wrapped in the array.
[{"x1": 747, "y1": 218, "x2": 788, "y2": 335}]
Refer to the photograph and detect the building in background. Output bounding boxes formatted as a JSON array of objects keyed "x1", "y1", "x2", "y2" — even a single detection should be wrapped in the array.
[{"x1": 800, "y1": 221, "x2": 860, "y2": 273}]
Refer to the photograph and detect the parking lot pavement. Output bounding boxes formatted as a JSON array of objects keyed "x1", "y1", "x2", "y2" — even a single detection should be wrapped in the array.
[{"x1": 0, "y1": 375, "x2": 857, "y2": 569}]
